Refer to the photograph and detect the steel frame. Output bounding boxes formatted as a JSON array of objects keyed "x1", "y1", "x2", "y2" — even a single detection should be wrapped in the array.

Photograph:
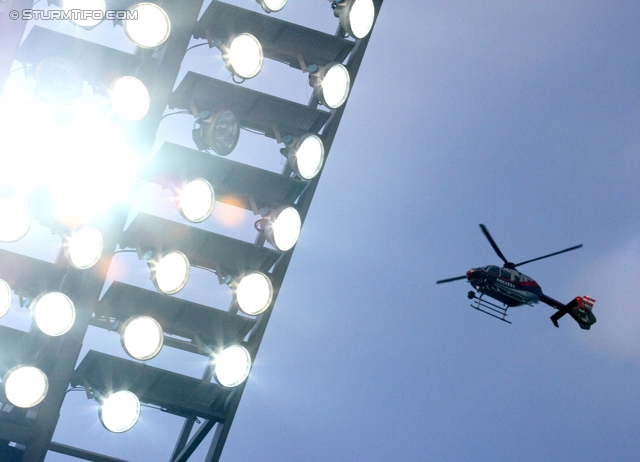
[{"x1": 0, "y1": 0, "x2": 383, "y2": 460}]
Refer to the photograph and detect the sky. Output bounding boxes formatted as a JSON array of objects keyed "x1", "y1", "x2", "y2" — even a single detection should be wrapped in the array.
[{"x1": 2, "y1": 0, "x2": 640, "y2": 461}]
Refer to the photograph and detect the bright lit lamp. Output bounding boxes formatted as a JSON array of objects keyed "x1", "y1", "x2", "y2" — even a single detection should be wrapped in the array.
[
  {"x1": 111, "y1": 76, "x2": 150, "y2": 121},
  {"x1": 150, "y1": 251, "x2": 190, "y2": 294},
  {"x1": 256, "y1": 0, "x2": 287, "y2": 13},
  {"x1": 310, "y1": 62, "x2": 351, "y2": 109},
  {"x1": 67, "y1": 226, "x2": 103, "y2": 270},
  {"x1": 62, "y1": 0, "x2": 106, "y2": 29},
  {"x1": 32, "y1": 292, "x2": 76, "y2": 336},
  {"x1": 121, "y1": 316, "x2": 164, "y2": 360},
  {"x1": 99, "y1": 390, "x2": 141, "y2": 433},
  {"x1": 236, "y1": 272, "x2": 273, "y2": 316},
  {"x1": 223, "y1": 33, "x2": 264, "y2": 80},
  {"x1": 0, "y1": 279, "x2": 11, "y2": 318},
  {"x1": 0, "y1": 198, "x2": 30, "y2": 243},
  {"x1": 287, "y1": 134, "x2": 325, "y2": 179},
  {"x1": 214, "y1": 345, "x2": 251, "y2": 387},
  {"x1": 3, "y1": 366, "x2": 48, "y2": 408},
  {"x1": 123, "y1": 3, "x2": 171, "y2": 49},
  {"x1": 334, "y1": 0, "x2": 375, "y2": 39},
  {"x1": 175, "y1": 179, "x2": 215, "y2": 223},
  {"x1": 263, "y1": 206, "x2": 301, "y2": 251}
]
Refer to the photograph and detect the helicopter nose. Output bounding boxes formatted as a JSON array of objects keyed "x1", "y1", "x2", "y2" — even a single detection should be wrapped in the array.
[{"x1": 466, "y1": 269, "x2": 479, "y2": 280}]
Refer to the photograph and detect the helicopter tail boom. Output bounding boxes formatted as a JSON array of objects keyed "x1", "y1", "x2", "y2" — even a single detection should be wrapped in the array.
[{"x1": 542, "y1": 294, "x2": 597, "y2": 330}]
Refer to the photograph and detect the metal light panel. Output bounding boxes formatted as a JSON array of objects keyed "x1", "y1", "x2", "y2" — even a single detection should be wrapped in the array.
[
  {"x1": 96, "y1": 282, "x2": 255, "y2": 353},
  {"x1": 172, "y1": 72, "x2": 330, "y2": 140},
  {"x1": 0, "y1": 249, "x2": 66, "y2": 299},
  {"x1": 72, "y1": 351, "x2": 232, "y2": 421},
  {"x1": 143, "y1": 142, "x2": 306, "y2": 212},
  {"x1": 120, "y1": 213, "x2": 280, "y2": 277},
  {"x1": 196, "y1": 0, "x2": 354, "y2": 70},
  {"x1": 0, "y1": 326, "x2": 39, "y2": 373}
]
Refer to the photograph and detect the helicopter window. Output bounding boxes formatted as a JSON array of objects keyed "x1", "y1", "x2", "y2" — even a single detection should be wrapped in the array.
[
  {"x1": 488, "y1": 266, "x2": 499, "y2": 275},
  {"x1": 500, "y1": 268, "x2": 511, "y2": 279},
  {"x1": 513, "y1": 275, "x2": 520, "y2": 283}
]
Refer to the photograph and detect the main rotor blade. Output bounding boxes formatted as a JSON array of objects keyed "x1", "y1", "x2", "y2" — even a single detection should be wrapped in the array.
[
  {"x1": 479, "y1": 224, "x2": 509, "y2": 264},
  {"x1": 436, "y1": 275, "x2": 468, "y2": 284},
  {"x1": 513, "y1": 244, "x2": 583, "y2": 267}
]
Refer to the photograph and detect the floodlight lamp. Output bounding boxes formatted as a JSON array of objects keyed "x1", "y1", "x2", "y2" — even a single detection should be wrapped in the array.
[
  {"x1": 197, "y1": 110, "x2": 240, "y2": 156},
  {"x1": 0, "y1": 279, "x2": 12, "y2": 319},
  {"x1": 214, "y1": 345, "x2": 251, "y2": 387},
  {"x1": 150, "y1": 251, "x2": 190, "y2": 294},
  {"x1": 62, "y1": 0, "x2": 106, "y2": 29},
  {"x1": 123, "y1": 3, "x2": 171, "y2": 49},
  {"x1": 32, "y1": 292, "x2": 76, "y2": 337},
  {"x1": 121, "y1": 316, "x2": 163, "y2": 360},
  {"x1": 33, "y1": 57, "x2": 83, "y2": 103},
  {"x1": 262, "y1": 206, "x2": 301, "y2": 251},
  {"x1": 223, "y1": 33, "x2": 264, "y2": 80},
  {"x1": 111, "y1": 76, "x2": 150, "y2": 121},
  {"x1": 236, "y1": 272, "x2": 273, "y2": 316},
  {"x1": 175, "y1": 178, "x2": 215, "y2": 223},
  {"x1": 99, "y1": 390, "x2": 141, "y2": 433},
  {"x1": 3, "y1": 366, "x2": 48, "y2": 408},
  {"x1": 310, "y1": 62, "x2": 350, "y2": 109},
  {"x1": 67, "y1": 226, "x2": 103, "y2": 270},
  {"x1": 288, "y1": 134, "x2": 325, "y2": 179},
  {"x1": 334, "y1": 0, "x2": 375, "y2": 39},
  {"x1": 0, "y1": 198, "x2": 30, "y2": 243},
  {"x1": 256, "y1": 0, "x2": 287, "y2": 13}
]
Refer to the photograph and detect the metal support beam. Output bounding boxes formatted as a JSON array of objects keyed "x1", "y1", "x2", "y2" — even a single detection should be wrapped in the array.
[
  {"x1": 48, "y1": 442, "x2": 129, "y2": 462},
  {"x1": 172, "y1": 419, "x2": 216, "y2": 462},
  {"x1": 170, "y1": 362, "x2": 216, "y2": 460}
]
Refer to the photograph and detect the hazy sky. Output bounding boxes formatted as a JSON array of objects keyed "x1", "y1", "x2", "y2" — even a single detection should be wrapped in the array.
[{"x1": 2, "y1": 0, "x2": 640, "y2": 461}]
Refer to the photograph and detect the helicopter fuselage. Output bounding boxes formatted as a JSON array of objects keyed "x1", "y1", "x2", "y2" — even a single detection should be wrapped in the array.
[{"x1": 466, "y1": 265, "x2": 543, "y2": 307}]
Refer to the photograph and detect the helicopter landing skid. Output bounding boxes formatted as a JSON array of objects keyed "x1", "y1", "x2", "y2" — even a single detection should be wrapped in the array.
[{"x1": 468, "y1": 292, "x2": 512, "y2": 324}]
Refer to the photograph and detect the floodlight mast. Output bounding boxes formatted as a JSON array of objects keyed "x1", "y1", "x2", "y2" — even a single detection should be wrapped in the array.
[
  {"x1": 7, "y1": 1, "x2": 205, "y2": 461},
  {"x1": 0, "y1": 0, "x2": 382, "y2": 460}
]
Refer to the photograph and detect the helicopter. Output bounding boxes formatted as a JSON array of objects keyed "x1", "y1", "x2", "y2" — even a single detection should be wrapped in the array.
[{"x1": 436, "y1": 224, "x2": 597, "y2": 330}]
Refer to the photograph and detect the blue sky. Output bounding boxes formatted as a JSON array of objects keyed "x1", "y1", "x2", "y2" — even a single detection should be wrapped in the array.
[{"x1": 2, "y1": 0, "x2": 640, "y2": 461}]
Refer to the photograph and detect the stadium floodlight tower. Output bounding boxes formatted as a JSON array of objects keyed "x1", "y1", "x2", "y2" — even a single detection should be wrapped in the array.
[{"x1": 0, "y1": 0, "x2": 383, "y2": 461}]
